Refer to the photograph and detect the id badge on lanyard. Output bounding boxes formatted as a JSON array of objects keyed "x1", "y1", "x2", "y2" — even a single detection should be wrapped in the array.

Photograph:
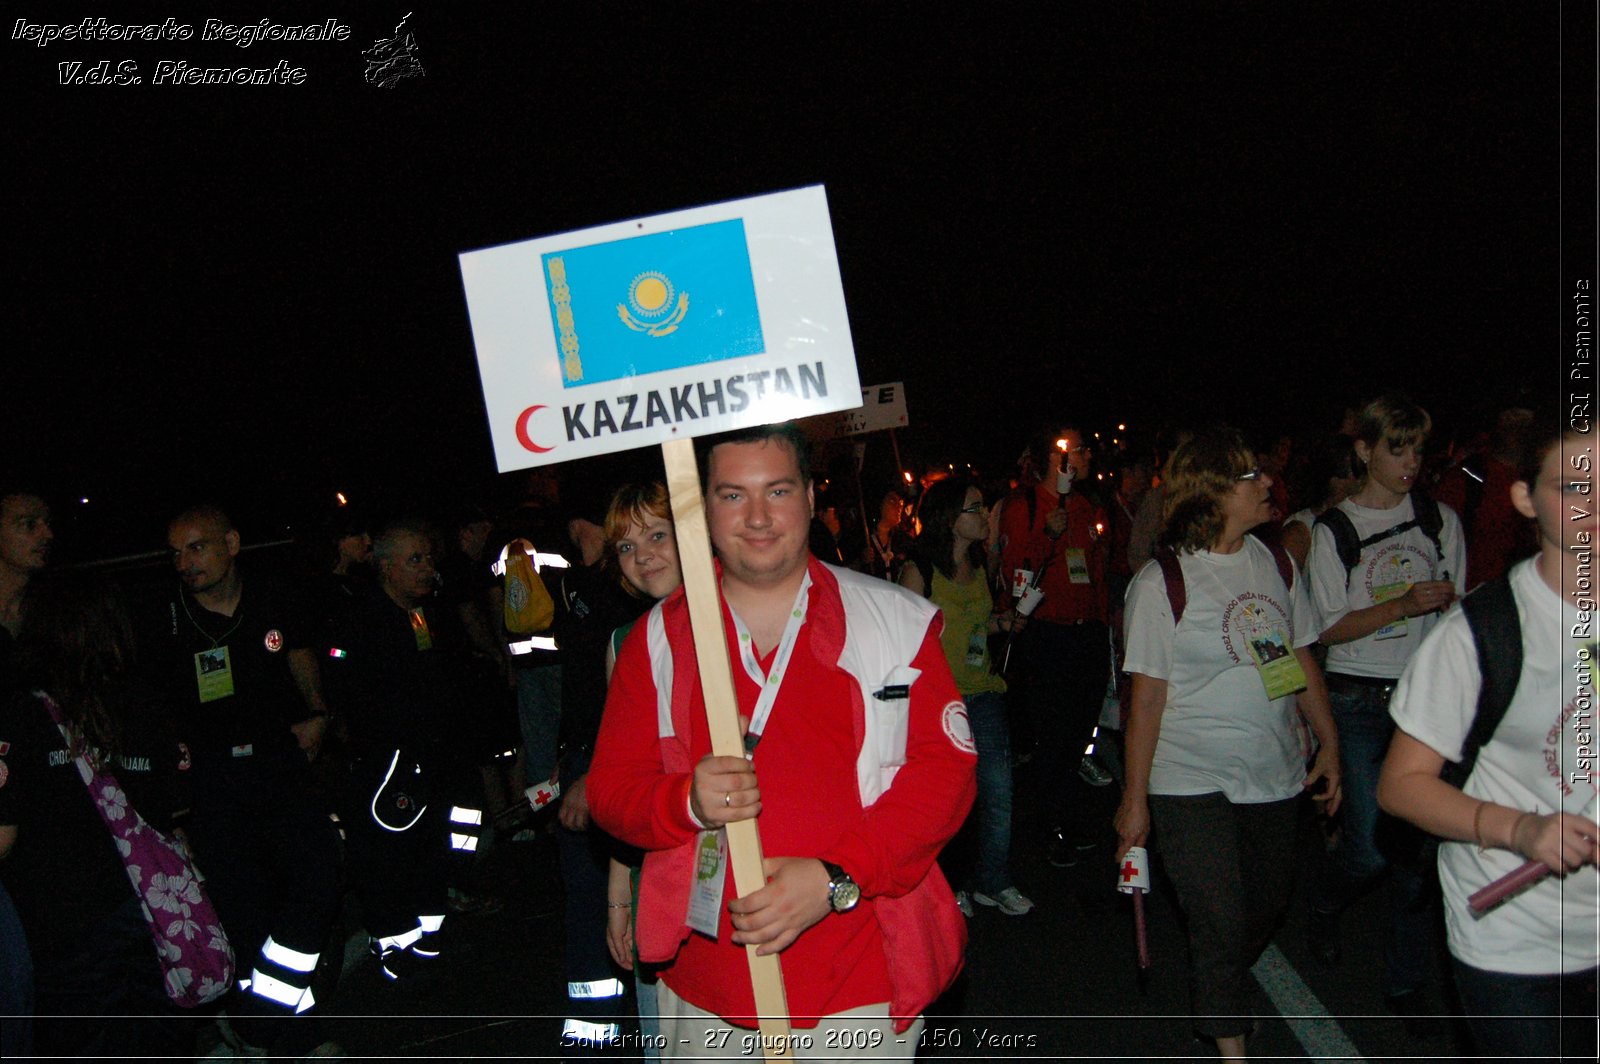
[
  {"x1": 410, "y1": 608, "x2": 433, "y2": 651},
  {"x1": 1243, "y1": 622, "x2": 1308, "y2": 699},
  {"x1": 685, "y1": 575, "x2": 813, "y2": 937},
  {"x1": 194, "y1": 646, "x2": 235, "y2": 702},
  {"x1": 1064, "y1": 547, "x2": 1091, "y2": 585},
  {"x1": 1370, "y1": 581, "x2": 1410, "y2": 641},
  {"x1": 686, "y1": 830, "x2": 729, "y2": 938}
]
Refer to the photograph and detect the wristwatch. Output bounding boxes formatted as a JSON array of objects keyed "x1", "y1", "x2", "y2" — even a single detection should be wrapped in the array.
[{"x1": 822, "y1": 861, "x2": 861, "y2": 913}]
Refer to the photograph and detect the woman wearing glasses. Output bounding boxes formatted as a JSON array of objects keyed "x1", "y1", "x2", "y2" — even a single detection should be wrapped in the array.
[
  {"x1": 1114, "y1": 426, "x2": 1341, "y2": 1061},
  {"x1": 901, "y1": 476, "x2": 1033, "y2": 917}
]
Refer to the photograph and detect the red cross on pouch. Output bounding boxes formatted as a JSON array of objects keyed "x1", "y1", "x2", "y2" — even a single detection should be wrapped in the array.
[
  {"x1": 1120, "y1": 860, "x2": 1139, "y2": 884},
  {"x1": 533, "y1": 788, "x2": 553, "y2": 807}
]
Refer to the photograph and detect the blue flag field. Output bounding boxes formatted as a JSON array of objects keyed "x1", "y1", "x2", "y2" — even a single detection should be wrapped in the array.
[{"x1": 542, "y1": 218, "x2": 766, "y2": 388}]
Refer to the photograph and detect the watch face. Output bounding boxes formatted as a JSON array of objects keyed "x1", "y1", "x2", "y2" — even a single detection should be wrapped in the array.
[{"x1": 831, "y1": 878, "x2": 861, "y2": 912}]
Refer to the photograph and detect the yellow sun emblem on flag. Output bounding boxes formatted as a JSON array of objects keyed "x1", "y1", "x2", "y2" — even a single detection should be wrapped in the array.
[{"x1": 618, "y1": 271, "x2": 689, "y2": 336}]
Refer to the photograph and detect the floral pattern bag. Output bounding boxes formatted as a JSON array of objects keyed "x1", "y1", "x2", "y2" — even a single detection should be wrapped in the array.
[{"x1": 36, "y1": 691, "x2": 235, "y2": 1007}]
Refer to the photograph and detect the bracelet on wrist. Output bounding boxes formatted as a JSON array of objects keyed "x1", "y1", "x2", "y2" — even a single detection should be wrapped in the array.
[
  {"x1": 1507, "y1": 811, "x2": 1534, "y2": 854},
  {"x1": 1472, "y1": 800, "x2": 1490, "y2": 851},
  {"x1": 607, "y1": 901, "x2": 632, "y2": 910}
]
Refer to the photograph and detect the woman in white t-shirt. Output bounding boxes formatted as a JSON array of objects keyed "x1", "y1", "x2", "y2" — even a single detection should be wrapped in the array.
[
  {"x1": 1379, "y1": 424, "x2": 1599, "y2": 1061},
  {"x1": 1115, "y1": 425, "x2": 1342, "y2": 1062}
]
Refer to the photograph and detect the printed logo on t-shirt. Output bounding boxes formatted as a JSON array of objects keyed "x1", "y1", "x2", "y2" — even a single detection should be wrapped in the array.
[
  {"x1": 942, "y1": 700, "x2": 977, "y2": 755},
  {"x1": 177, "y1": 742, "x2": 192, "y2": 772},
  {"x1": 1546, "y1": 693, "x2": 1599, "y2": 799},
  {"x1": 264, "y1": 629, "x2": 285, "y2": 653},
  {"x1": 1218, "y1": 593, "x2": 1290, "y2": 664},
  {"x1": 1362, "y1": 544, "x2": 1430, "y2": 600}
]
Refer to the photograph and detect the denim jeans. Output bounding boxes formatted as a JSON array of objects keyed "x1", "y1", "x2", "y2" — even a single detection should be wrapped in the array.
[
  {"x1": 1310, "y1": 681, "x2": 1435, "y2": 996},
  {"x1": 963, "y1": 691, "x2": 1015, "y2": 896},
  {"x1": 0, "y1": 878, "x2": 33, "y2": 1058},
  {"x1": 1453, "y1": 958, "x2": 1598, "y2": 1061},
  {"x1": 517, "y1": 664, "x2": 564, "y2": 785}
]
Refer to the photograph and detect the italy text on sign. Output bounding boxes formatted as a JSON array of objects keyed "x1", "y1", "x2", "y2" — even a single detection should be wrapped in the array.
[
  {"x1": 799, "y1": 381, "x2": 908, "y2": 439},
  {"x1": 459, "y1": 186, "x2": 861, "y2": 470}
]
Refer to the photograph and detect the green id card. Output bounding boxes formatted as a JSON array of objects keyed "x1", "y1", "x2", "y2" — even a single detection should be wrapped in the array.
[
  {"x1": 1244, "y1": 624, "x2": 1308, "y2": 700},
  {"x1": 686, "y1": 829, "x2": 728, "y2": 938},
  {"x1": 194, "y1": 646, "x2": 235, "y2": 702},
  {"x1": 409, "y1": 608, "x2": 433, "y2": 651},
  {"x1": 1371, "y1": 581, "x2": 1410, "y2": 641},
  {"x1": 1064, "y1": 547, "x2": 1091, "y2": 584}
]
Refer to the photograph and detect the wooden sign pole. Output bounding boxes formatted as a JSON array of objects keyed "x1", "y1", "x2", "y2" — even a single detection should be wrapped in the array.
[{"x1": 660, "y1": 437, "x2": 793, "y2": 1060}]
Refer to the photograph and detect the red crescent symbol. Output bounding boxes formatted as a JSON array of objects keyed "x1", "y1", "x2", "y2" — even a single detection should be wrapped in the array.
[{"x1": 515, "y1": 405, "x2": 555, "y2": 453}]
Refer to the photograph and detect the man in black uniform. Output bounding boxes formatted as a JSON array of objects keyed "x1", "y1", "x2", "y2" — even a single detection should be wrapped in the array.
[
  {"x1": 151, "y1": 506, "x2": 341, "y2": 1054},
  {"x1": 325, "y1": 519, "x2": 483, "y2": 979}
]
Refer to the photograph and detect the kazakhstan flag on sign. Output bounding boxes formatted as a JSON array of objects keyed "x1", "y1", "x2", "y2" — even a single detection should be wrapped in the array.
[{"x1": 542, "y1": 218, "x2": 766, "y2": 388}]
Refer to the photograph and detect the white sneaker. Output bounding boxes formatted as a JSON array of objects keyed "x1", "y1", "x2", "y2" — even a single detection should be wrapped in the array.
[
  {"x1": 973, "y1": 887, "x2": 1035, "y2": 916},
  {"x1": 954, "y1": 890, "x2": 974, "y2": 918},
  {"x1": 1078, "y1": 754, "x2": 1114, "y2": 787}
]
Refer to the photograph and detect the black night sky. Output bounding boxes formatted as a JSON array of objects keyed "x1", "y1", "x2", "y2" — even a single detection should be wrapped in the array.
[{"x1": 6, "y1": 2, "x2": 1592, "y2": 558}]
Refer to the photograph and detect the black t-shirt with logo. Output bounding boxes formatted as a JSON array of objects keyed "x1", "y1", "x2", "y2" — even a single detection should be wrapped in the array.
[
  {"x1": 142, "y1": 579, "x2": 313, "y2": 762},
  {"x1": 0, "y1": 685, "x2": 186, "y2": 966}
]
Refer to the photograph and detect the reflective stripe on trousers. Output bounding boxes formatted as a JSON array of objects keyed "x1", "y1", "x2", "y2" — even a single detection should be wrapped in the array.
[
  {"x1": 240, "y1": 935, "x2": 320, "y2": 1014},
  {"x1": 562, "y1": 1018, "x2": 622, "y2": 1044},
  {"x1": 568, "y1": 977, "x2": 626, "y2": 1000}
]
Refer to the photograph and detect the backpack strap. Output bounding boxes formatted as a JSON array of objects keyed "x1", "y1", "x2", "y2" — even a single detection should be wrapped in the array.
[
  {"x1": 1410, "y1": 492, "x2": 1448, "y2": 568},
  {"x1": 1315, "y1": 507, "x2": 1363, "y2": 583},
  {"x1": 1155, "y1": 549, "x2": 1186, "y2": 626},
  {"x1": 1253, "y1": 531, "x2": 1296, "y2": 593},
  {"x1": 1442, "y1": 574, "x2": 1523, "y2": 789},
  {"x1": 1317, "y1": 498, "x2": 1446, "y2": 587}
]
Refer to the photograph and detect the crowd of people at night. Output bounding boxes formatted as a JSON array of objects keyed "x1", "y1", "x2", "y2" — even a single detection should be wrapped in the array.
[{"x1": 0, "y1": 393, "x2": 1594, "y2": 1062}]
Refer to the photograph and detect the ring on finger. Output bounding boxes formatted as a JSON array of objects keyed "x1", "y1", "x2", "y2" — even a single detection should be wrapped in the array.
[{"x1": 725, "y1": 793, "x2": 732, "y2": 807}]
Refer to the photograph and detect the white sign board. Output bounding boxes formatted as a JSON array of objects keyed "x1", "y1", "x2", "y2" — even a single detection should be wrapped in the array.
[
  {"x1": 459, "y1": 186, "x2": 862, "y2": 470},
  {"x1": 800, "y1": 381, "x2": 908, "y2": 439}
]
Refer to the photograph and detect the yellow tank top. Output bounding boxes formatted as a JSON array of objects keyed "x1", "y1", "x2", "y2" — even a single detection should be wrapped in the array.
[{"x1": 930, "y1": 567, "x2": 1007, "y2": 695}]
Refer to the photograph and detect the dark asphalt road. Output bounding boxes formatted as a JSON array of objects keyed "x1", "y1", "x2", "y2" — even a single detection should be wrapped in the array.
[{"x1": 294, "y1": 745, "x2": 1495, "y2": 1062}]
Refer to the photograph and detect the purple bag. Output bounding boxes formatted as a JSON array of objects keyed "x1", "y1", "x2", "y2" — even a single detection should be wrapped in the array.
[{"x1": 37, "y1": 691, "x2": 235, "y2": 1007}]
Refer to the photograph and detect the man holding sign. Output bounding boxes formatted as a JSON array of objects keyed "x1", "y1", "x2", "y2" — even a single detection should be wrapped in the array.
[{"x1": 588, "y1": 424, "x2": 975, "y2": 1060}]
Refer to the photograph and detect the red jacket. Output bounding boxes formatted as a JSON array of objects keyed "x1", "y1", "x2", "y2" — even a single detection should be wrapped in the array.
[
  {"x1": 588, "y1": 559, "x2": 975, "y2": 1030},
  {"x1": 997, "y1": 482, "x2": 1110, "y2": 623}
]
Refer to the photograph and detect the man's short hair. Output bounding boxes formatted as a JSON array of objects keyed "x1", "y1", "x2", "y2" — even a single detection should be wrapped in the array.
[
  {"x1": 169, "y1": 505, "x2": 236, "y2": 537},
  {"x1": 372, "y1": 519, "x2": 432, "y2": 566},
  {"x1": 696, "y1": 423, "x2": 813, "y2": 488},
  {"x1": 0, "y1": 488, "x2": 46, "y2": 520}
]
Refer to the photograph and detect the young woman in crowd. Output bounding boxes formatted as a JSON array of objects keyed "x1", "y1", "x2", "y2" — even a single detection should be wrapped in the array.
[
  {"x1": 901, "y1": 476, "x2": 1033, "y2": 916},
  {"x1": 1378, "y1": 421, "x2": 1598, "y2": 1060},
  {"x1": 602, "y1": 481, "x2": 683, "y2": 1061},
  {"x1": 1114, "y1": 426, "x2": 1341, "y2": 1061},
  {"x1": 1281, "y1": 434, "x2": 1361, "y2": 572},
  {"x1": 0, "y1": 575, "x2": 190, "y2": 1055}
]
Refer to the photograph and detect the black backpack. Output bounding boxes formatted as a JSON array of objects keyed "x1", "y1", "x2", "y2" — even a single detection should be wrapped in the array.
[
  {"x1": 1316, "y1": 493, "x2": 1447, "y2": 587},
  {"x1": 1443, "y1": 573, "x2": 1524, "y2": 787}
]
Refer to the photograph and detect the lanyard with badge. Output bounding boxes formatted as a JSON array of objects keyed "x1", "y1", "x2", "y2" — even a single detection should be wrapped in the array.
[
  {"x1": 685, "y1": 573, "x2": 811, "y2": 939},
  {"x1": 182, "y1": 593, "x2": 243, "y2": 703},
  {"x1": 409, "y1": 607, "x2": 433, "y2": 650},
  {"x1": 1192, "y1": 555, "x2": 1308, "y2": 700}
]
